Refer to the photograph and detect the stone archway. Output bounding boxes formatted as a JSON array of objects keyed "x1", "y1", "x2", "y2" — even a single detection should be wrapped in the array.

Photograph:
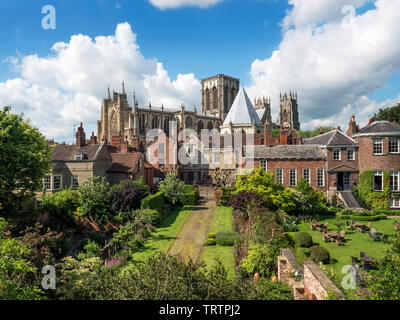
[
  {"x1": 197, "y1": 120, "x2": 204, "y2": 133},
  {"x1": 207, "y1": 121, "x2": 214, "y2": 131},
  {"x1": 185, "y1": 117, "x2": 193, "y2": 129}
]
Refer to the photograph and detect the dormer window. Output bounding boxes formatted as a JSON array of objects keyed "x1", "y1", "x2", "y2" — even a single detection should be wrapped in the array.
[{"x1": 74, "y1": 152, "x2": 87, "y2": 160}]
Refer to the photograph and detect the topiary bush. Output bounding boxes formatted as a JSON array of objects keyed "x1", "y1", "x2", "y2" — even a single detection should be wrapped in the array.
[
  {"x1": 295, "y1": 232, "x2": 313, "y2": 248},
  {"x1": 207, "y1": 232, "x2": 216, "y2": 239},
  {"x1": 181, "y1": 185, "x2": 198, "y2": 206},
  {"x1": 141, "y1": 191, "x2": 165, "y2": 211},
  {"x1": 309, "y1": 246, "x2": 330, "y2": 264},
  {"x1": 205, "y1": 238, "x2": 216, "y2": 246},
  {"x1": 215, "y1": 231, "x2": 241, "y2": 246}
]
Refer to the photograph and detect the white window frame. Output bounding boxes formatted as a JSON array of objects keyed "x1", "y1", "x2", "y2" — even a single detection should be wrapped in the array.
[
  {"x1": 390, "y1": 197, "x2": 400, "y2": 209},
  {"x1": 317, "y1": 168, "x2": 325, "y2": 188},
  {"x1": 289, "y1": 168, "x2": 297, "y2": 187},
  {"x1": 71, "y1": 176, "x2": 79, "y2": 190},
  {"x1": 347, "y1": 148, "x2": 355, "y2": 161},
  {"x1": 260, "y1": 160, "x2": 267, "y2": 172},
  {"x1": 333, "y1": 148, "x2": 341, "y2": 161},
  {"x1": 373, "y1": 139, "x2": 383, "y2": 155},
  {"x1": 303, "y1": 168, "x2": 311, "y2": 185},
  {"x1": 373, "y1": 171, "x2": 384, "y2": 192},
  {"x1": 389, "y1": 139, "x2": 399, "y2": 154},
  {"x1": 52, "y1": 174, "x2": 62, "y2": 191},
  {"x1": 44, "y1": 175, "x2": 52, "y2": 190},
  {"x1": 276, "y1": 168, "x2": 283, "y2": 185},
  {"x1": 390, "y1": 171, "x2": 400, "y2": 192}
]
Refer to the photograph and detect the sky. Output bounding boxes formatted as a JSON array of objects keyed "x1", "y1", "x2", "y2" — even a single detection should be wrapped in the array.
[{"x1": 0, "y1": 0, "x2": 399, "y2": 142}]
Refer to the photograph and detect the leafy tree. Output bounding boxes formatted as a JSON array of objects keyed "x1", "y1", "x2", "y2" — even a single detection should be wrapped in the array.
[
  {"x1": 298, "y1": 126, "x2": 333, "y2": 138},
  {"x1": 110, "y1": 181, "x2": 145, "y2": 214},
  {"x1": 159, "y1": 173, "x2": 186, "y2": 205},
  {"x1": 0, "y1": 106, "x2": 52, "y2": 213},
  {"x1": 372, "y1": 103, "x2": 400, "y2": 123},
  {"x1": 240, "y1": 243, "x2": 277, "y2": 278},
  {"x1": 77, "y1": 176, "x2": 111, "y2": 224}
]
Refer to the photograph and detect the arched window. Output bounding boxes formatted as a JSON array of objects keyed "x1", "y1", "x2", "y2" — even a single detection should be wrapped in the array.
[
  {"x1": 185, "y1": 117, "x2": 193, "y2": 129},
  {"x1": 212, "y1": 87, "x2": 218, "y2": 110},
  {"x1": 207, "y1": 121, "x2": 213, "y2": 131},
  {"x1": 206, "y1": 88, "x2": 211, "y2": 111},
  {"x1": 224, "y1": 86, "x2": 229, "y2": 112}
]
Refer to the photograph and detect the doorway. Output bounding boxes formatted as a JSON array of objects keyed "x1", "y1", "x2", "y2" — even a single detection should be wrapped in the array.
[{"x1": 337, "y1": 172, "x2": 351, "y2": 191}]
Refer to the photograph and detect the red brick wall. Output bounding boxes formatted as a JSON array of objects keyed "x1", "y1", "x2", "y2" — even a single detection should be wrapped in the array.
[
  {"x1": 255, "y1": 159, "x2": 327, "y2": 191},
  {"x1": 357, "y1": 136, "x2": 400, "y2": 172}
]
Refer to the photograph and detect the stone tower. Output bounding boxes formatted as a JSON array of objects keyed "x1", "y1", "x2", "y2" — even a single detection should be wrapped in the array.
[
  {"x1": 278, "y1": 91, "x2": 300, "y2": 131},
  {"x1": 254, "y1": 96, "x2": 272, "y2": 124},
  {"x1": 201, "y1": 74, "x2": 240, "y2": 123}
]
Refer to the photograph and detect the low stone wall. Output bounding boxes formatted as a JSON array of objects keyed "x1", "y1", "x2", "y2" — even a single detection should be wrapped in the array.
[{"x1": 278, "y1": 248, "x2": 345, "y2": 300}]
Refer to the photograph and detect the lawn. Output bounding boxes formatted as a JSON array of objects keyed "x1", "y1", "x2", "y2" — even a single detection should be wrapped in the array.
[
  {"x1": 201, "y1": 206, "x2": 236, "y2": 279},
  {"x1": 290, "y1": 217, "x2": 397, "y2": 296},
  {"x1": 130, "y1": 206, "x2": 193, "y2": 262}
]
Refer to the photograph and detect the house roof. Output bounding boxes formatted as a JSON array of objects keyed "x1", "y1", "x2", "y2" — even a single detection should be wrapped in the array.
[
  {"x1": 304, "y1": 130, "x2": 357, "y2": 146},
  {"x1": 223, "y1": 87, "x2": 263, "y2": 126},
  {"x1": 107, "y1": 152, "x2": 141, "y2": 173},
  {"x1": 354, "y1": 121, "x2": 400, "y2": 137},
  {"x1": 51, "y1": 143, "x2": 104, "y2": 162},
  {"x1": 246, "y1": 145, "x2": 327, "y2": 160}
]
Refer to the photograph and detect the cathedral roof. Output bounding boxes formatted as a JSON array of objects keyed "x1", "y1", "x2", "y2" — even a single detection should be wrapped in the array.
[{"x1": 223, "y1": 87, "x2": 263, "y2": 126}]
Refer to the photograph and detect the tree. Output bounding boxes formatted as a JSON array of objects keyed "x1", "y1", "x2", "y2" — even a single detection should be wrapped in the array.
[
  {"x1": 0, "y1": 106, "x2": 52, "y2": 213},
  {"x1": 159, "y1": 173, "x2": 185, "y2": 205},
  {"x1": 372, "y1": 104, "x2": 400, "y2": 123}
]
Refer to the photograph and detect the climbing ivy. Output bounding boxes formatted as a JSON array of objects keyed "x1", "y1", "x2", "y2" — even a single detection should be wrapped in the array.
[{"x1": 354, "y1": 170, "x2": 390, "y2": 210}]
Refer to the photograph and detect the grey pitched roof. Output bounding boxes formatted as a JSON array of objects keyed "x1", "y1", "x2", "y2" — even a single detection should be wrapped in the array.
[
  {"x1": 223, "y1": 87, "x2": 262, "y2": 126},
  {"x1": 246, "y1": 145, "x2": 327, "y2": 160},
  {"x1": 52, "y1": 144, "x2": 103, "y2": 162},
  {"x1": 354, "y1": 121, "x2": 400, "y2": 136},
  {"x1": 256, "y1": 109, "x2": 266, "y2": 122},
  {"x1": 304, "y1": 130, "x2": 357, "y2": 146}
]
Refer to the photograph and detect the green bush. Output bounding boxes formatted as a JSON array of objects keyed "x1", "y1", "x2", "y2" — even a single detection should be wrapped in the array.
[
  {"x1": 205, "y1": 238, "x2": 216, "y2": 246},
  {"x1": 207, "y1": 232, "x2": 216, "y2": 239},
  {"x1": 141, "y1": 192, "x2": 165, "y2": 211},
  {"x1": 159, "y1": 173, "x2": 186, "y2": 205},
  {"x1": 295, "y1": 232, "x2": 313, "y2": 248},
  {"x1": 215, "y1": 231, "x2": 241, "y2": 246},
  {"x1": 181, "y1": 185, "x2": 198, "y2": 206},
  {"x1": 77, "y1": 240, "x2": 101, "y2": 261},
  {"x1": 240, "y1": 243, "x2": 277, "y2": 278},
  {"x1": 337, "y1": 213, "x2": 386, "y2": 221},
  {"x1": 309, "y1": 246, "x2": 330, "y2": 264},
  {"x1": 40, "y1": 189, "x2": 79, "y2": 225},
  {"x1": 219, "y1": 187, "x2": 235, "y2": 206}
]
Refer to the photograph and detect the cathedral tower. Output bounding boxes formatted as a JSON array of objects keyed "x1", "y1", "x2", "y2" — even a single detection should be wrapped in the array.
[
  {"x1": 201, "y1": 74, "x2": 239, "y2": 122},
  {"x1": 278, "y1": 91, "x2": 300, "y2": 131}
]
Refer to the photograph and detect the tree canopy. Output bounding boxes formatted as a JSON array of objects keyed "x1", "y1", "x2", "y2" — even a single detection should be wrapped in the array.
[
  {"x1": 0, "y1": 106, "x2": 53, "y2": 212},
  {"x1": 371, "y1": 103, "x2": 400, "y2": 123}
]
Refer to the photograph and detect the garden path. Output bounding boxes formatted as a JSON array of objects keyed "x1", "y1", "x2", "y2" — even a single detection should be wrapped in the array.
[{"x1": 167, "y1": 187, "x2": 216, "y2": 263}]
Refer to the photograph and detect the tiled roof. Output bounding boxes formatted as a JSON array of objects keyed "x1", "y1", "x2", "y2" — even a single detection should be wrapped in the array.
[
  {"x1": 107, "y1": 152, "x2": 141, "y2": 173},
  {"x1": 304, "y1": 130, "x2": 357, "y2": 146},
  {"x1": 51, "y1": 144, "x2": 102, "y2": 161},
  {"x1": 355, "y1": 121, "x2": 400, "y2": 136},
  {"x1": 223, "y1": 87, "x2": 262, "y2": 126},
  {"x1": 256, "y1": 109, "x2": 266, "y2": 122},
  {"x1": 246, "y1": 145, "x2": 327, "y2": 160}
]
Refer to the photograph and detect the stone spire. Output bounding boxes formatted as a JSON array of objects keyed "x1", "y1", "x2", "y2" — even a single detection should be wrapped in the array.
[{"x1": 122, "y1": 80, "x2": 125, "y2": 95}]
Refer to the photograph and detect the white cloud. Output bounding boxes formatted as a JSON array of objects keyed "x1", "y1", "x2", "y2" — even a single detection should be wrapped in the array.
[
  {"x1": 247, "y1": 0, "x2": 400, "y2": 130},
  {"x1": 0, "y1": 22, "x2": 200, "y2": 142},
  {"x1": 148, "y1": 0, "x2": 223, "y2": 10}
]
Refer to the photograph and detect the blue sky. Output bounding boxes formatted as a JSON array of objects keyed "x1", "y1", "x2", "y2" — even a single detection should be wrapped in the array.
[{"x1": 0, "y1": 0, "x2": 399, "y2": 142}]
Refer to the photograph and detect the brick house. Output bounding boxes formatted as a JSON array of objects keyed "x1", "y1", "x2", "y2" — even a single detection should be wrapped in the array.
[
  {"x1": 352, "y1": 121, "x2": 400, "y2": 209},
  {"x1": 246, "y1": 145, "x2": 327, "y2": 190},
  {"x1": 304, "y1": 129, "x2": 359, "y2": 193}
]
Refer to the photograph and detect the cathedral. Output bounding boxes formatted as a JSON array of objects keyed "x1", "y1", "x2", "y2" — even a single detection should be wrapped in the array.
[{"x1": 97, "y1": 74, "x2": 301, "y2": 151}]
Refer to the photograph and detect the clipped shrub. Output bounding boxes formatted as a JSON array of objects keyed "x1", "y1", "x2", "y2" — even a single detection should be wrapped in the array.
[
  {"x1": 141, "y1": 192, "x2": 165, "y2": 211},
  {"x1": 295, "y1": 232, "x2": 313, "y2": 248},
  {"x1": 207, "y1": 232, "x2": 216, "y2": 239},
  {"x1": 181, "y1": 185, "x2": 198, "y2": 206},
  {"x1": 309, "y1": 246, "x2": 330, "y2": 264},
  {"x1": 215, "y1": 231, "x2": 241, "y2": 246},
  {"x1": 205, "y1": 238, "x2": 216, "y2": 246}
]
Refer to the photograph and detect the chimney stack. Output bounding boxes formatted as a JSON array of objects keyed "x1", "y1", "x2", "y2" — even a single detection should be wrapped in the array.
[
  {"x1": 90, "y1": 132, "x2": 98, "y2": 145},
  {"x1": 76, "y1": 122, "x2": 86, "y2": 148}
]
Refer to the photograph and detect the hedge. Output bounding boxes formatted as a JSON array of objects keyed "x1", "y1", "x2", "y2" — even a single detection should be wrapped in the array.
[
  {"x1": 181, "y1": 185, "x2": 198, "y2": 206},
  {"x1": 141, "y1": 191, "x2": 165, "y2": 211},
  {"x1": 337, "y1": 213, "x2": 387, "y2": 221}
]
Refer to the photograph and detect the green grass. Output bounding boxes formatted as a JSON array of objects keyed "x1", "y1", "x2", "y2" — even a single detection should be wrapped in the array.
[
  {"x1": 130, "y1": 206, "x2": 193, "y2": 261},
  {"x1": 290, "y1": 218, "x2": 396, "y2": 297},
  {"x1": 201, "y1": 206, "x2": 236, "y2": 279}
]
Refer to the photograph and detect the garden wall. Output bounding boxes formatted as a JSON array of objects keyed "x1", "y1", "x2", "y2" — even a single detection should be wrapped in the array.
[{"x1": 278, "y1": 248, "x2": 345, "y2": 300}]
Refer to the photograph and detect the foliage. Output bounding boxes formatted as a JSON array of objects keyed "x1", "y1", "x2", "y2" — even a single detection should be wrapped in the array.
[
  {"x1": 207, "y1": 232, "x2": 216, "y2": 239},
  {"x1": 371, "y1": 103, "x2": 400, "y2": 123},
  {"x1": 109, "y1": 221, "x2": 145, "y2": 252},
  {"x1": 77, "y1": 240, "x2": 101, "y2": 261},
  {"x1": 295, "y1": 232, "x2": 313, "y2": 248},
  {"x1": 361, "y1": 233, "x2": 400, "y2": 300},
  {"x1": 354, "y1": 170, "x2": 390, "y2": 210},
  {"x1": 240, "y1": 243, "x2": 277, "y2": 278},
  {"x1": 181, "y1": 185, "x2": 198, "y2": 206},
  {"x1": 219, "y1": 186, "x2": 235, "y2": 206},
  {"x1": 309, "y1": 246, "x2": 330, "y2": 264},
  {"x1": 297, "y1": 126, "x2": 333, "y2": 138},
  {"x1": 282, "y1": 215, "x2": 300, "y2": 232},
  {"x1": 40, "y1": 189, "x2": 79, "y2": 227},
  {"x1": 141, "y1": 191, "x2": 165, "y2": 211},
  {"x1": 77, "y1": 176, "x2": 111, "y2": 225},
  {"x1": 252, "y1": 278, "x2": 293, "y2": 300},
  {"x1": 229, "y1": 190, "x2": 263, "y2": 214},
  {"x1": 159, "y1": 173, "x2": 186, "y2": 205},
  {"x1": 0, "y1": 106, "x2": 53, "y2": 213},
  {"x1": 110, "y1": 181, "x2": 146, "y2": 214},
  {"x1": 215, "y1": 231, "x2": 241, "y2": 246},
  {"x1": 205, "y1": 238, "x2": 216, "y2": 246}
]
